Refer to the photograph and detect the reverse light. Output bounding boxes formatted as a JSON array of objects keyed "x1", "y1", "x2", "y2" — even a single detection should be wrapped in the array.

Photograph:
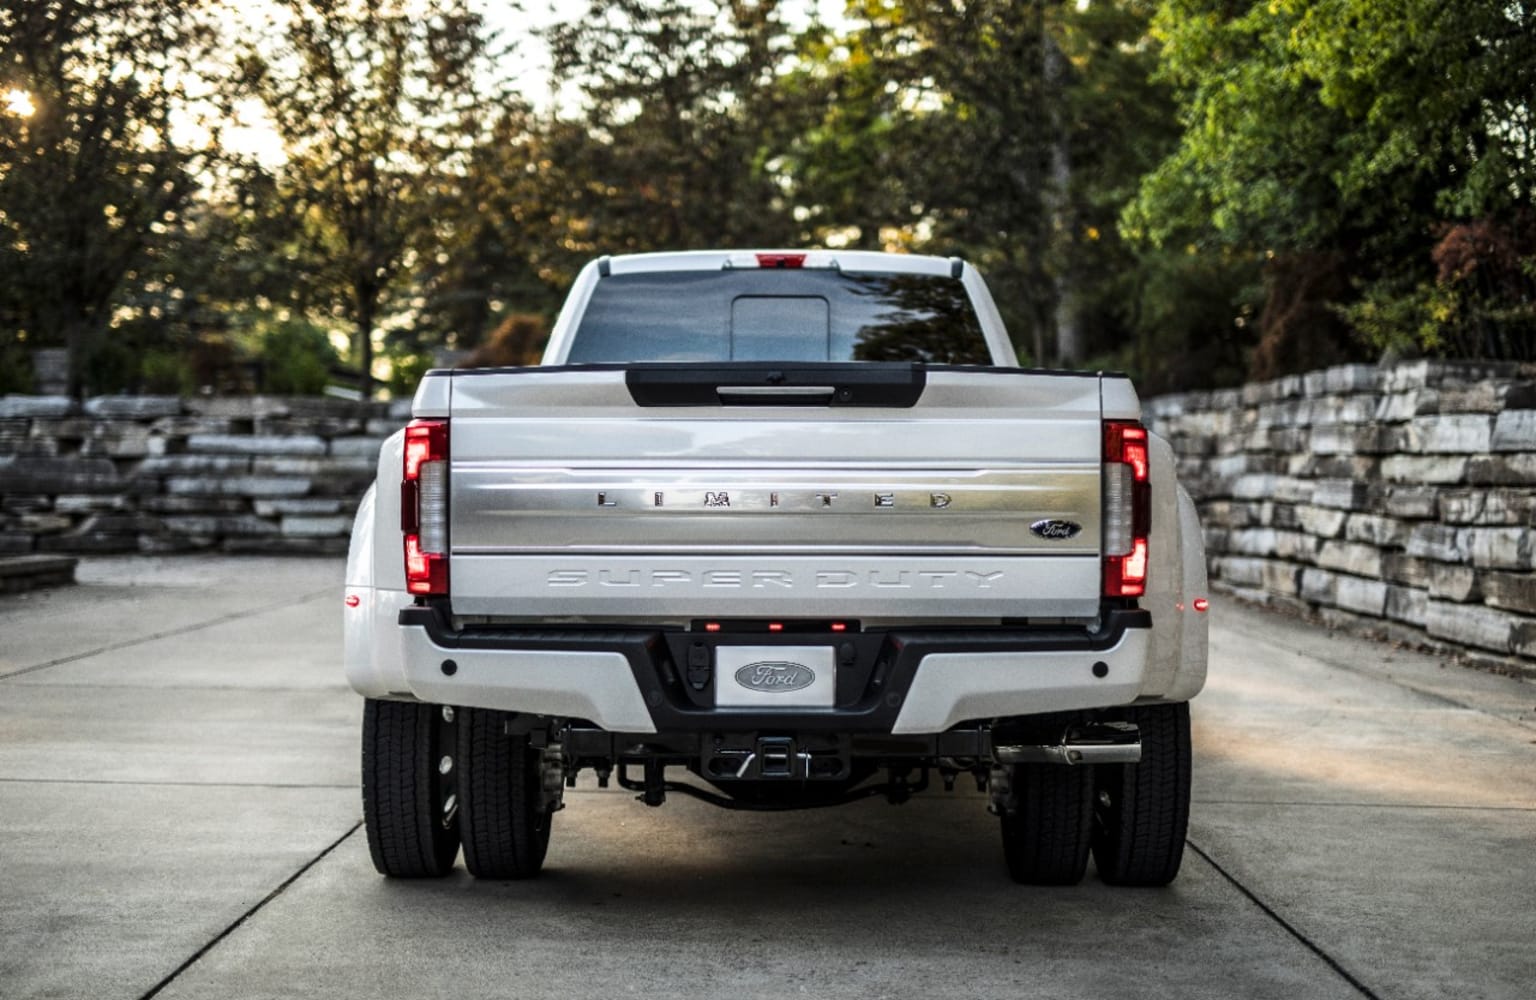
[
  {"x1": 1103, "y1": 421, "x2": 1150, "y2": 598},
  {"x1": 402, "y1": 418, "x2": 449, "y2": 596}
]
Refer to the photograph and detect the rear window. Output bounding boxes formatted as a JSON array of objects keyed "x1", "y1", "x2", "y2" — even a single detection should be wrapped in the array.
[{"x1": 566, "y1": 269, "x2": 991, "y2": 364}]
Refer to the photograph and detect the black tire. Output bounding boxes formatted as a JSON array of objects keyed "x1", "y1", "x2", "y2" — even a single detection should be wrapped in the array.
[
  {"x1": 999, "y1": 761, "x2": 1094, "y2": 885},
  {"x1": 457, "y1": 708, "x2": 553, "y2": 880},
  {"x1": 1091, "y1": 701, "x2": 1192, "y2": 887},
  {"x1": 361, "y1": 698, "x2": 460, "y2": 878}
]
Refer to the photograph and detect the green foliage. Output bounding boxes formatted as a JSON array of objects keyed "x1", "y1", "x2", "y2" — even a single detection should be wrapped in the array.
[
  {"x1": 244, "y1": 0, "x2": 512, "y2": 396},
  {"x1": 0, "y1": 1, "x2": 244, "y2": 396},
  {"x1": 1133, "y1": 0, "x2": 1536, "y2": 368},
  {"x1": 253, "y1": 319, "x2": 340, "y2": 395}
]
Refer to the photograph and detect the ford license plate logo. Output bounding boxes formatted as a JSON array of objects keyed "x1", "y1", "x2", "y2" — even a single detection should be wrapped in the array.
[
  {"x1": 734, "y1": 661, "x2": 816, "y2": 693},
  {"x1": 1029, "y1": 518, "x2": 1083, "y2": 540}
]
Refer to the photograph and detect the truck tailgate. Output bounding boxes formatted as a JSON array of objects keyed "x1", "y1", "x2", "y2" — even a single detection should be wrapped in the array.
[{"x1": 440, "y1": 366, "x2": 1115, "y2": 622}]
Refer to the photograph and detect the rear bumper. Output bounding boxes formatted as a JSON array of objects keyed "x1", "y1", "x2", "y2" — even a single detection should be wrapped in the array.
[{"x1": 395, "y1": 606, "x2": 1151, "y2": 736}]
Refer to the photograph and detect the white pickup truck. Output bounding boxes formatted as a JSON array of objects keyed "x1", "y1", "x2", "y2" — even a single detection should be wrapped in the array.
[{"x1": 344, "y1": 250, "x2": 1208, "y2": 887}]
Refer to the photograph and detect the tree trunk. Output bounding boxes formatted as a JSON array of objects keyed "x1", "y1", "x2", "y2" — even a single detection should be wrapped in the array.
[{"x1": 356, "y1": 288, "x2": 376, "y2": 399}]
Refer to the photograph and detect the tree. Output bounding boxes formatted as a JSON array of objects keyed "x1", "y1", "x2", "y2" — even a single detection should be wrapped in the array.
[
  {"x1": 542, "y1": 0, "x2": 804, "y2": 256},
  {"x1": 1130, "y1": 0, "x2": 1536, "y2": 368},
  {"x1": 246, "y1": 0, "x2": 509, "y2": 396},
  {"x1": 0, "y1": 1, "x2": 237, "y2": 396}
]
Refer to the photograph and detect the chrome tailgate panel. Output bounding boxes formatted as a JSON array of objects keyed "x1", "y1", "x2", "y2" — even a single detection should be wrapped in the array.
[{"x1": 443, "y1": 368, "x2": 1121, "y2": 621}]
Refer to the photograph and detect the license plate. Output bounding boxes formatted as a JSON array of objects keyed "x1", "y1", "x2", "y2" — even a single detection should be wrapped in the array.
[{"x1": 714, "y1": 645, "x2": 835, "y2": 708}]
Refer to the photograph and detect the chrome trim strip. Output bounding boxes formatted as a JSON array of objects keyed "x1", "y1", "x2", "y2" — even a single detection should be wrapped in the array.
[
  {"x1": 448, "y1": 554, "x2": 1103, "y2": 619},
  {"x1": 451, "y1": 465, "x2": 1101, "y2": 555}
]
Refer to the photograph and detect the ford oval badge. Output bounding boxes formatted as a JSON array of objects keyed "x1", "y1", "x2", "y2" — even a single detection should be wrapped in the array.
[
  {"x1": 1030, "y1": 518, "x2": 1083, "y2": 540},
  {"x1": 734, "y1": 661, "x2": 816, "y2": 693}
]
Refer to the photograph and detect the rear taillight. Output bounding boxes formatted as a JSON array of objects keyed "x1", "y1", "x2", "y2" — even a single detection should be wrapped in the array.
[
  {"x1": 1103, "y1": 421, "x2": 1150, "y2": 598},
  {"x1": 402, "y1": 418, "x2": 448, "y2": 596}
]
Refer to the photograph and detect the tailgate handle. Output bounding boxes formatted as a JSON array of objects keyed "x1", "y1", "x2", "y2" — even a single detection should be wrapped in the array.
[
  {"x1": 716, "y1": 384, "x2": 835, "y2": 405},
  {"x1": 626, "y1": 363, "x2": 926, "y2": 407}
]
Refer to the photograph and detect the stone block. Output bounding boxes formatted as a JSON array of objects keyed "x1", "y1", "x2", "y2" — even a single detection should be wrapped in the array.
[
  {"x1": 1342, "y1": 514, "x2": 1408, "y2": 548},
  {"x1": 1302, "y1": 371, "x2": 1329, "y2": 397},
  {"x1": 1403, "y1": 414, "x2": 1493, "y2": 454},
  {"x1": 1381, "y1": 361, "x2": 1438, "y2": 393},
  {"x1": 222, "y1": 535, "x2": 350, "y2": 556},
  {"x1": 1230, "y1": 475, "x2": 1275, "y2": 500},
  {"x1": 281, "y1": 515, "x2": 352, "y2": 536},
  {"x1": 137, "y1": 455, "x2": 253, "y2": 476},
  {"x1": 328, "y1": 437, "x2": 386, "y2": 458},
  {"x1": 1311, "y1": 479, "x2": 1370, "y2": 511},
  {"x1": 186, "y1": 434, "x2": 327, "y2": 456},
  {"x1": 1335, "y1": 575, "x2": 1388, "y2": 616},
  {"x1": 82, "y1": 395, "x2": 183, "y2": 418},
  {"x1": 162, "y1": 514, "x2": 280, "y2": 536},
  {"x1": 140, "y1": 496, "x2": 249, "y2": 514},
  {"x1": 1215, "y1": 556, "x2": 1266, "y2": 587},
  {"x1": 1428, "y1": 564, "x2": 1480, "y2": 602},
  {"x1": 1481, "y1": 572, "x2": 1536, "y2": 615},
  {"x1": 253, "y1": 498, "x2": 343, "y2": 517},
  {"x1": 1466, "y1": 527, "x2": 1533, "y2": 570},
  {"x1": 1512, "y1": 619, "x2": 1536, "y2": 660},
  {"x1": 51, "y1": 494, "x2": 127, "y2": 516},
  {"x1": 388, "y1": 400, "x2": 414, "y2": 420},
  {"x1": 1425, "y1": 600, "x2": 1514, "y2": 654},
  {"x1": 1227, "y1": 529, "x2": 1278, "y2": 557},
  {"x1": 18, "y1": 513, "x2": 72, "y2": 534},
  {"x1": 1435, "y1": 385, "x2": 1504, "y2": 413},
  {"x1": 148, "y1": 416, "x2": 233, "y2": 437},
  {"x1": 165, "y1": 476, "x2": 311, "y2": 498},
  {"x1": 183, "y1": 396, "x2": 292, "y2": 419},
  {"x1": 85, "y1": 513, "x2": 165, "y2": 535},
  {"x1": 1436, "y1": 489, "x2": 1536, "y2": 526},
  {"x1": 1316, "y1": 541, "x2": 1383, "y2": 578},
  {"x1": 366, "y1": 419, "x2": 404, "y2": 437},
  {"x1": 1374, "y1": 485, "x2": 1439, "y2": 519},
  {"x1": 1466, "y1": 454, "x2": 1536, "y2": 485},
  {"x1": 1, "y1": 493, "x2": 52, "y2": 514},
  {"x1": 1374, "y1": 392, "x2": 1423, "y2": 422},
  {"x1": 1405, "y1": 524, "x2": 1467, "y2": 563},
  {"x1": 137, "y1": 533, "x2": 214, "y2": 554},
  {"x1": 37, "y1": 531, "x2": 138, "y2": 554},
  {"x1": 1379, "y1": 455, "x2": 1468, "y2": 485},
  {"x1": 1272, "y1": 478, "x2": 1315, "y2": 504},
  {"x1": 1300, "y1": 567, "x2": 1337, "y2": 604},
  {"x1": 1296, "y1": 505, "x2": 1347, "y2": 538},
  {"x1": 1262, "y1": 561, "x2": 1303, "y2": 596},
  {"x1": 1382, "y1": 552, "x2": 1435, "y2": 589},
  {"x1": 254, "y1": 416, "x2": 364, "y2": 437},
  {"x1": 0, "y1": 395, "x2": 75, "y2": 418},
  {"x1": 1385, "y1": 586, "x2": 1427, "y2": 626},
  {"x1": 0, "y1": 456, "x2": 121, "y2": 493},
  {"x1": 251, "y1": 456, "x2": 377, "y2": 477},
  {"x1": 0, "y1": 532, "x2": 34, "y2": 554},
  {"x1": 1491, "y1": 410, "x2": 1536, "y2": 452},
  {"x1": 76, "y1": 425, "x2": 164, "y2": 459},
  {"x1": 1324, "y1": 363, "x2": 1380, "y2": 394},
  {"x1": 0, "y1": 417, "x2": 30, "y2": 453}
]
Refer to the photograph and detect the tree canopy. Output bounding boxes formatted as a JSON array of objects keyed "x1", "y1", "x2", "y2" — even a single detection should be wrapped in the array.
[{"x1": 1, "y1": 0, "x2": 1531, "y2": 397}]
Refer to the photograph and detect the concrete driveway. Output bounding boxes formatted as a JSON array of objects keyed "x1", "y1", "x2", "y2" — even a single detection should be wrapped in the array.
[{"x1": 1, "y1": 556, "x2": 1533, "y2": 1000}]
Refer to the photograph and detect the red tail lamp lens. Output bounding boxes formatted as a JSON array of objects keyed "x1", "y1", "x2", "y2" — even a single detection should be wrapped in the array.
[
  {"x1": 1103, "y1": 421, "x2": 1150, "y2": 598},
  {"x1": 402, "y1": 419, "x2": 449, "y2": 597}
]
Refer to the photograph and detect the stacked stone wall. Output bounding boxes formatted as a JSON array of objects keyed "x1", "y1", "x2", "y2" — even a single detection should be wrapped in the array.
[
  {"x1": 1146, "y1": 361, "x2": 1536, "y2": 678},
  {"x1": 0, "y1": 395, "x2": 406, "y2": 555}
]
